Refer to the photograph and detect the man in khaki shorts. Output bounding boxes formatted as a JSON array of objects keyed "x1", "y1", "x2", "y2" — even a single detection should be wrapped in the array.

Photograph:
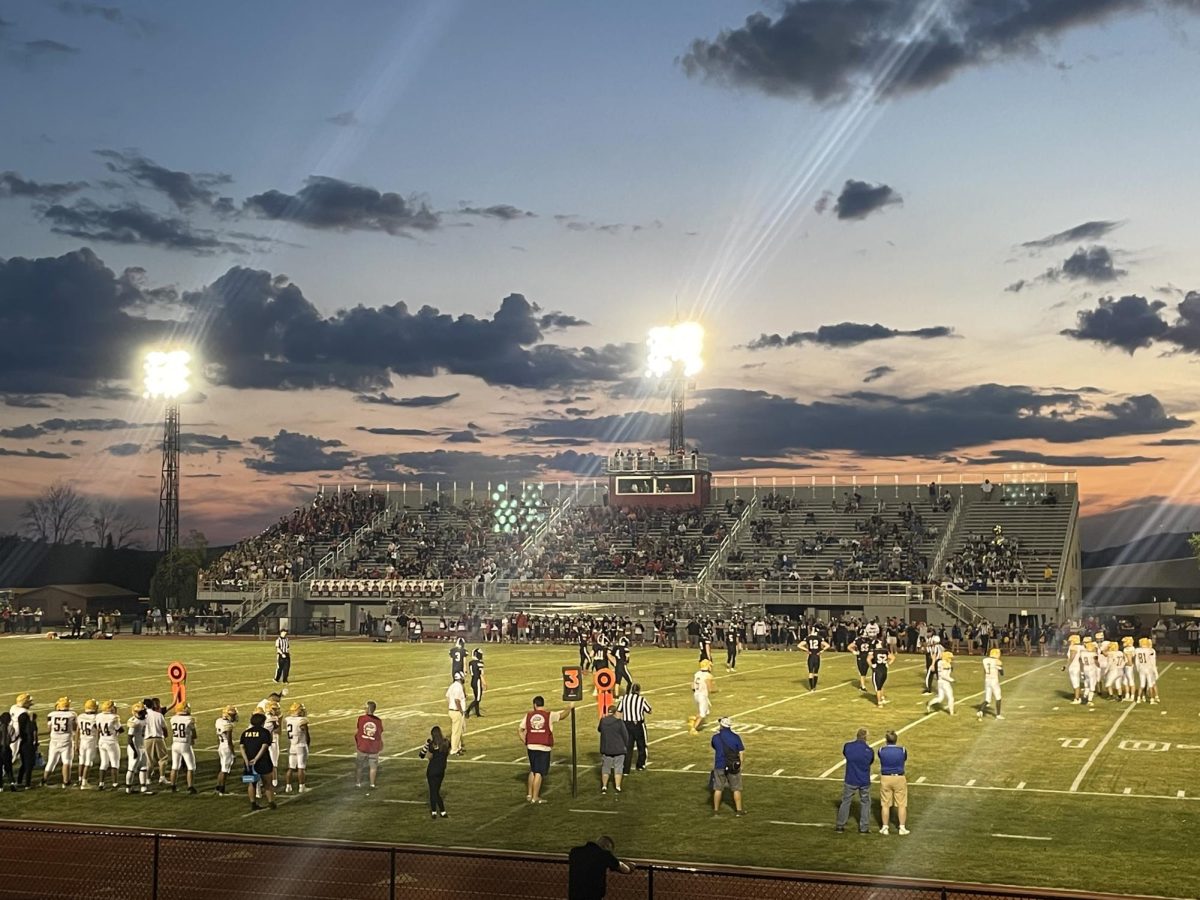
[{"x1": 877, "y1": 730, "x2": 909, "y2": 835}]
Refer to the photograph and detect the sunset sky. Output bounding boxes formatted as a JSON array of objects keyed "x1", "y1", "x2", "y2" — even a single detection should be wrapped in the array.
[{"x1": 4, "y1": 1, "x2": 1200, "y2": 549}]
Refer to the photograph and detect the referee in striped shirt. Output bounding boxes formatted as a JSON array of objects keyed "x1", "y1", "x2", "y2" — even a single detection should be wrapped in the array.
[
  {"x1": 274, "y1": 630, "x2": 291, "y2": 685},
  {"x1": 617, "y1": 683, "x2": 651, "y2": 774}
]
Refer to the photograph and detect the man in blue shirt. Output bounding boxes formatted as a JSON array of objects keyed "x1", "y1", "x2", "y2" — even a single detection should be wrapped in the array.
[
  {"x1": 836, "y1": 727, "x2": 874, "y2": 833},
  {"x1": 710, "y1": 717, "x2": 745, "y2": 816},
  {"x1": 877, "y1": 730, "x2": 910, "y2": 835}
]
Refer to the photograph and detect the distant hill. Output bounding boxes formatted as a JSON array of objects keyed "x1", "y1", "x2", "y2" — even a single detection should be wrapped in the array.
[
  {"x1": 0, "y1": 537, "x2": 230, "y2": 595},
  {"x1": 1082, "y1": 531, "x2": 1194, "y2": 570}
]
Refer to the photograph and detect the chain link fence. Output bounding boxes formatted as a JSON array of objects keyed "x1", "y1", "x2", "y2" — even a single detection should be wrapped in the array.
[{"x1": 0, "y1": 821, "x2": 1149, "y2": 900}]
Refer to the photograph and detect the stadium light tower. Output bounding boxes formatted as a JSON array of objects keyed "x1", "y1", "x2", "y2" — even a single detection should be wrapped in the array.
[
  {"x1": 143, "y1": 349, "x2": 191, "y2": 554},
  {"x1": 646, "y1": 322, "x2": 704, "y2": 456}
]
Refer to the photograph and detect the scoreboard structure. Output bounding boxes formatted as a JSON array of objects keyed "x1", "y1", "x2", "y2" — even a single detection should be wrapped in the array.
[{"x1": 606, "y1": 454, "x2": 712, "y2": 509}]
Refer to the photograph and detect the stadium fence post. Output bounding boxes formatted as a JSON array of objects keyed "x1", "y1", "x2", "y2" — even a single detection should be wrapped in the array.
[
  {"x1": 152, "y1": 832, "x2": 160, "y2": 900},
  {"x1": 570, "y1": 707, "x2": 577, "y2": 797},
  {"x1": 647, "y1": 863, "x2": 655, "y2": 899},
  {"x1": 389, "y1": 847, "x2": 396, "y2": 900}
]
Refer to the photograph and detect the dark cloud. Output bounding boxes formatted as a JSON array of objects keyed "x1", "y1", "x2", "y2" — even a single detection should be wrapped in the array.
[
  {"x1": 863, "y1": 365, "x2": 894, "y2": 383},
  {"x1": 355, "y1": 448, "x2": 605, "y2": 484},
  {"x1": 564, "y1": 407, "x2": 595, "y2": 416},
  {"x1": 1144, "y1": 438, "x2": 1200, "y2": 446},
  {"x1": 0, "y1": 446, "x2": 70, "y2": 459},
  {"x1": 326, "y1": 111, "x2": 359, "y2": 127},
  {"x1": 95, "y1": 150, "x2": 232, "y2": 211},
  {"x1": 1061, "y1": 295, "x2": 1170, "y2": 353},
  {"x1": 22, "y1": 39, "x2": 78, "y2": 55},
  {"x1": 445, "y1": 430, "x2": 481, "y2": 444},
  {"x1": 105, "y1": 442, "x2": 141, "y2": 457},
  {"x1": 1, "y1": 394, "x2": 55, "y2": 409},
  {"x1": 179, "y1": 432, "x2": 241, "y2": 455},
  {"x1": 356, "y1": 426, "x2": 435, "y2": 437},
  {"x1": 555, "y1": 215, "x2": 625, "y2": 234},
  {"x1": 1009, "y1": 245, "x2": 1126, "y2": 291},
  {"x1": 457, "y1": 204, "x2": 536, "y2": 220},
  {"x1": 0, "y1": 417, "x2": 143, "y2": 439},
  {"x1": 544, "y1": 395, "x2": 592, "y2": 406},
  {"x1": 186, "y1": 273, "x2": 637, "y2": 391},
  {"x1": 681, "y1": 1, "x2": 1193, "y2": 103},
  {"x1": 746, "y1": 322, "x2": 952, "y2": 350},
  {"x1": 539, "y1": 312, "x2": 589, "y2": 330},
  {"x1": 1022, "y1": 220, "x2": 1123, "y2": 249},
  {"x1": 962, "y1": 449, "x2": 1162, "y2": 467},
  {"x1": 244, "y1": 430, "x2": 354, "y2": 474},
  {"x1": 355, "y1": 392, "x2": 460, "y2": 408},
  {"x1": 819, "y1": 180, "x2": 902, "y2": 221},
  {"x1": 41, "y1": 200, "x2": 243, "y2": 254},
  {"x1": 0, "y1": 170, "x2": 87, "y2": 201},
  {"x1": 244, "y1": 176, "x2": 440, "y2": 235},
  {"x1": 509, "y1": 384, "x2": 1190, "y2": 459},
  {"x1": 55, "y1": 2, "x2": 123, "y2": 23}
]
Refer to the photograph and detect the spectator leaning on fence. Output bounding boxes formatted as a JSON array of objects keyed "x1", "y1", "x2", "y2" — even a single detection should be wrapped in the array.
[{"x1": 568, "y1": 835, "x2": 634, "y2": 900}]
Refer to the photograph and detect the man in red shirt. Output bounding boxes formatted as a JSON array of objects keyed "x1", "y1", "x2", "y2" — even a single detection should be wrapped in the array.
[
  {"x1": 518, "y1": 695, "x2": 573, "y2": 804},
  {"x1": 355, "y1": 700, "x2": 384, "y2": 790}
]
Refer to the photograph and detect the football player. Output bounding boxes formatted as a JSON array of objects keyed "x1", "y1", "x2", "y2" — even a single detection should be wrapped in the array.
[
  {"x1": 215, "y1": 706, "x2": 239, "y2": 795},
  {"x1": 613, "y1": 637, "x2": 633, "y2": 693},
  {"x1": 689, "y1": 659, "x2": 715, "y2": 735},
  {"x1": 168, "y1": 703, "x2": 198, "y2": 794},
  {"x1": 977, "y1": 648, "x2": 1004, "y2": 719},
  {"x1": 1064, "y1": 634, "x2": 1083, "y2": 703},
  {"x1": 9, "y1": 693, "x2": 32, "y2": 761},
  {"x1": 43, "y1": 696, "x2": 77, "y2": 788},
  {"x1": 869, "y1": 635, "x2": 894, "y2": 707},
  {"x1": 284, "y1": 702, "x2": 310, "y2": 793},
  {"x1": 466, "y1": 649, "x2": 487, "y2": 718},
  {"x1": 450, "y1": 637, "x2": 467, "y2": 680},
  {"x1": 849, "y1": 630, "x2": 872, "y2": 693},
  {"x1": 1120, "y1": 637, "x2": 1137, "y2": 702},
  {"x1": 1135, "y1": 638, "x2": 1160, "y2": 704},
  {"x1": 926, "y1": 651, "x2": 955, "y2": 715},
  {"x1": 255, "y1": 691, "x2": 282, "y2": 714},
  {"x1": 924, "y1": 635, "x2": 944, "y2": 695},
  {"x1": 77, "y1": 698, "x2": 100, "y2": 788},
  {"x1": 1078, "y1": 640, "x2": 1099, "y2": 706},
  {"x1": 263, "y1": 700, "x2": 282, "y2": 790},
  {"x1": 1102, "y1": 641, "x2": 1124, "y2": 700},
  {"x1": 803, "y1": 627, "x2": 829, "y2": 691},
  {"x1": 96, "y1": 700, "x2": 123, "y2": 790},
  {"x1": 125, "y1": 702, "x2": 153, "y2": 794}
]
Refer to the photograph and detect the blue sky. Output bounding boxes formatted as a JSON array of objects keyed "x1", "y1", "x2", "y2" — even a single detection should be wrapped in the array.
[{"x1": 3, "y1": 0, "x2": 1200, "y2": 547}]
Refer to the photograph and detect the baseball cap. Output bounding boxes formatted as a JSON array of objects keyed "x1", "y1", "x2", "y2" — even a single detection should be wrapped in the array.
[{"x1": 718, "y1": 717, "x2": 733, "y2": 728}]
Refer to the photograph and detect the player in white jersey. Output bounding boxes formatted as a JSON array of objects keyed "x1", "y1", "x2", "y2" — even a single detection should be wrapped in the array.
[
  {"x1": 125, "y1": 703, "x2": 153, "y2": 794},
  {"x1": 1134, "y1": 638, "x2": 1160, "y2": 703},
  {"x1": 1119, "y1": 637, "x2": 1137, "y2": 701},
  {"x1": 9, "y1": 693, "x2": 33, "y2": 762},
  {"x1": 977, "y1": 648, "x2": 1005, "y2": 719},
  {"x1": 263, "y1": 701, "x2": 281, "y2": 790},
  {"x1": 76, "y1": 699, "x2": 101, "y2": 788},
  {"x1": 255, "y1": 692, "x2": 282, "y2": 714},
  {"x1": 43, "y1": 697, "x2": 78, "y2": 788},
  {"x1": 1064, "y1": 634, "x2": 1083, "y2": 703},
  {"x1": 168, "y1": 704, "x2": 198, "y2": 794},
  {"x1": 215, "y1": 706, "x2": 239, "y2": 795},
  {"x1": 283, "y1": 702, "x2": 311, "y2": 793},
  {"x1": 926, "y1": 652, "x2": 956, "y2": 715},
  {"x1": 1078, "y1": 641, "x2": 1099, "y2": 706},
  {"x1": 1101, "y1": 643, "x2": 1124, "y2": 699},
  {"x1": 688, "y1": 659, "x2": 715, "y2": 735},
  {"x1": 924, "y1": 635, "x2": 944, "y2": 694},
  {"x1": 95, "y1": 700, "x2": 124, "y2": 790}
]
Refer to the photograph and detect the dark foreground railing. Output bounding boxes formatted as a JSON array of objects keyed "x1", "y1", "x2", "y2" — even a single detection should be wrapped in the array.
[{"x1": 0, "y1": 819, "x2": 1158, "y2": 900}]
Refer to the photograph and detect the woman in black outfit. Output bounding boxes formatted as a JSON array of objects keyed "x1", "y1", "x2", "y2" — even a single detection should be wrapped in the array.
[{"x1": 419, "y1": 726, "x2": 450, "y2": 818}]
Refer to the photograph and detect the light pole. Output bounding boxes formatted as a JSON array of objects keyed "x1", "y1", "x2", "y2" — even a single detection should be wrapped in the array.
[
  {"x1": 646, "y1": 322, "x2": 704, "y2": 457},
  {"x1": 143, "y1": 350, "x2": 191, "y2": 554}
]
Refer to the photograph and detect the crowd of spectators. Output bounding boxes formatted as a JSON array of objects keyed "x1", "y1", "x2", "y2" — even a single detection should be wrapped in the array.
[
  {"x1": 942, "y1": 524, "x2": 1030, "y2": 590},
  {"x1": 201, "y1": 489, "x2": 386, "y2": 589},
  {"x1": 513, "y1": 504, "x2": 733, "y2": 581}
]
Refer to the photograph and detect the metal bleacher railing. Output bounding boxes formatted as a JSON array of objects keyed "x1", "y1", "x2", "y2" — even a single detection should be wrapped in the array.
[{"x1": 0, "y1": 820, "x2": 1147, "y2": 900}]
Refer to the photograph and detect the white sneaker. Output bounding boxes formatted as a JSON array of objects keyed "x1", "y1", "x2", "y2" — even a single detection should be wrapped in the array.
[
  {"x1": 898, "y1": 826, "x2": 910, "y2": 835},
  {"x1": 298, "y1": 785, "x2": 306, "y2": 793},
  {"x1": 879, "y1": 825, "x2": 889, "y2": 834},
  {"x1": 285, "y1": 784, "x2": 292, "y2": 793},
  {"x1": 995, "y1": 715, "x2": 1005, "y2": 720}
]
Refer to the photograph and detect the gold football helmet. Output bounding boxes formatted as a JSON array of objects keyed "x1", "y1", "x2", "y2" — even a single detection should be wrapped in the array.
[
  {"x1": 989, "y1": 648, "x2": 1001, "y2": 659},
  {"x1": 222, "y1": 706, "x2": 239, "y2": 721},
  {"x1": 15, "y1": 692, "x2": 32, "y2": 708},
  {"x1": 54, "y1": 696, "x2": 71, "y2": 711},
  {"x1": 100, "y1": 700, "x2": 117, "y2": 713},
  {"x1": 288, "y1": 702, "x2": 306, "y2": 717},
  {"x1": 83, "y1": 698, "x2": 98, "y2": 713}
]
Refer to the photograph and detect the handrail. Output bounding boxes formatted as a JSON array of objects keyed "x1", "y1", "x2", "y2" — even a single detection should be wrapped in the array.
[
  {"x1": 697, "y1": 495, "x2": 758, "y2": 584},
  {"x1": 930, "y1": 492, "x2": 966, "y2": 575},
  {"x1": 299, "y1": 505, "x2": 393, "y2": 581},
  {"x1": 1054, "y1": 493, "x2": 1080, "y2": 619}
]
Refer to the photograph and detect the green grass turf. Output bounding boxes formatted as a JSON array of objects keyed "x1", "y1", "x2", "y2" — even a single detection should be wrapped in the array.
[{"x1": 2, "y1": 635, "x2": 1198, "y2": 899}]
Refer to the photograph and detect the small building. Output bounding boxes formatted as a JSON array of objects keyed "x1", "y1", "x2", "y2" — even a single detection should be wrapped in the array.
[{"x1": 16, "y1": 583, "x2": 141, "y2": 625}]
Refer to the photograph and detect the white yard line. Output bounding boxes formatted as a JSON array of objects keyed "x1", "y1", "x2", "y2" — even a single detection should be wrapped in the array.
[
  {"x1": 993, "y1": 833, "x2": 1051, "y2": 841},
  {"x1": 770, "y1": 821, "x2": 827, "y2": 827},
  {"x1": 819, "y1": 661, "x2": 1059, "y2": 779},
  {"x1": 1069, "y1": 662, "x2": 1173, "y2": 793}
]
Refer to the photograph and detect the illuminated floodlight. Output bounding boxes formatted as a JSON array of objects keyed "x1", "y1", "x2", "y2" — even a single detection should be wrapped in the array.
[
  {"x1": 646, "y1": 322, "x2": 704, "y2": 379},
  {"x1": 143, "y1": 350, "x2": 191, "y2": 399}
]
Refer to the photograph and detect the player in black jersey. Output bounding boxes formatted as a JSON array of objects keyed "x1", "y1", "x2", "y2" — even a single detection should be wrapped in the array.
[
  {"x1": 869, "y1": 637, "x2": 894, "y2": 706},
  {"x1": 803, "y1": 627, "x2": 830, "y2": 691},
  {"x1": 698, "y1": 629, "x2": 713, "y2": 665},
  {"x1": 849, "y1": 631, "x2": 872, "y2": 692},
  {"x1": 725, "y1": 620, "x2": 742, "y2": 671},
  {"x1": 613, "y1": 638, "x2": 632, "y2": 693},
  {"x1": 577, "y1": 630, "x2": 591, "y2": 669},
  {"x1": 466, "y1": 649, "x2": 486, "y2": 718},
  {"x1": 449, "y1": 638, "x2": 466, "y2": 679}
]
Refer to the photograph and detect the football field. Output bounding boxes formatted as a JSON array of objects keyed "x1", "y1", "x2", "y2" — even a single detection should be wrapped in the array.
[{"x1": 2, "y1": 636, "x2": 1198, "y2": 899}]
